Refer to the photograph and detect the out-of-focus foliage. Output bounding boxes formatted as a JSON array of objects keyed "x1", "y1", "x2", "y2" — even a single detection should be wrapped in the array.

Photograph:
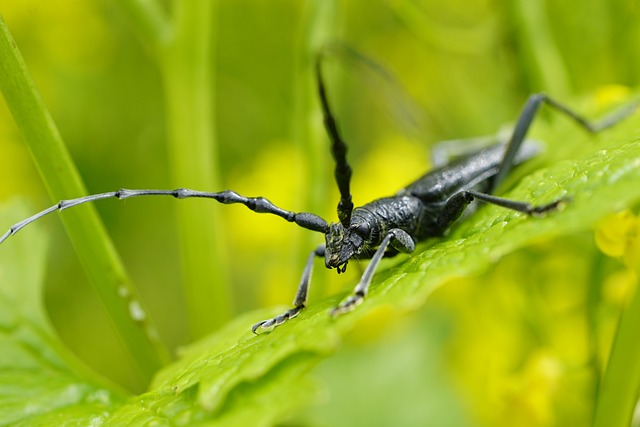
[
  {"x1": 1, "y1": 122, "x2": 639, "y2": 426},
  {"x1": 0, "y1": 0, "x2": 640, "y2": 425},
  {"x1": 0, "y1": 202, "x2": 127, "y2": 426}
]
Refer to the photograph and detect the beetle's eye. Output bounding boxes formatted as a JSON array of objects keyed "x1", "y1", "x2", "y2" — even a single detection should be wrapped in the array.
[{"x1": 353, "y1": 222, "x2": 370, "y2": 237}]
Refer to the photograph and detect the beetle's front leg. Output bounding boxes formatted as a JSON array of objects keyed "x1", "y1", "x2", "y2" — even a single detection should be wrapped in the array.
[
  {"x1": 330, "y1": 229, "x2": 415, "y2": 317},
  {"x1": 252, "y1": 245, "x2": 325, "y2": 334}
]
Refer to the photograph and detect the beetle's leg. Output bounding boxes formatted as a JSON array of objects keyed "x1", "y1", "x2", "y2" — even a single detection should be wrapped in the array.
[
  {"x1": 492, "y1": 94, "x2": 639, "y2": 193},
  {"x1": 252, "y1": 245, "x2": 325, "y2": 334},
  {"x1": 330, "y1": 229, "x2": 415, "y2": 317},
  {"x1": 436, "y1": 189, "x2": 565, "y2": 231}
]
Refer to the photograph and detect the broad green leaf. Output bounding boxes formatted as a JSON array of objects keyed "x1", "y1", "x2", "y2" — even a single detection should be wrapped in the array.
[
  {"x1": 2, "y1": 112, "x2": 640, "y2": 425},
  {"x1": 107, "y1": 118, "x2": 640, "y2": 424},
  {"x1": 0, "y1": 202, "x2": 126, "y2": 426},
  {"x1": 106, "y1": 311, "x2": 323, "y2": 426}
]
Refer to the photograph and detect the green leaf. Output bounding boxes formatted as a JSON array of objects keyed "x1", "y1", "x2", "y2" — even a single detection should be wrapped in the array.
[
  {"x1": 0, "y1": 201, "x2": 127, "y2": 426},
  {"x1": 3, "y1": 106, "x2": 640, "y2": 424},
  {"x1": 109, "y1": 117, "x2": 640, "y2": 424},
  {"x1": 107, "y1": 311, "x2": 324, "y2": 426}
]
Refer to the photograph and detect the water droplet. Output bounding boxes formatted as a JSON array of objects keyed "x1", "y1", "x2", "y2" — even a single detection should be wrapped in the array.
[
  {"x1": 129, "y1": 300, "x2": 146, "y2": 322},
  {"x1": 87, "y1": 389, "x2": 112, "y2": 406}
]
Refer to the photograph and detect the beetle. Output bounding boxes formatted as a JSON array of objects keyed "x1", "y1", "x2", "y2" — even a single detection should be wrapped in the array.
[{"x1": 1, "y1": 55, "x2": 636, "y2": 333}]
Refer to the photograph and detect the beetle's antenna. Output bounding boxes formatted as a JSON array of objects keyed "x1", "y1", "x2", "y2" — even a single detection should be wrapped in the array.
[
  {"x1": 316, "y1": 51, "x2": 354, "y2": 228},
  {"x1": 0, "y1": 188, "x2": 330, "y2": 245}
]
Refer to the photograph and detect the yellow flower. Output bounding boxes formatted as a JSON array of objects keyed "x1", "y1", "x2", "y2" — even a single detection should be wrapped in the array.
[
  {"x1": 593, "y1": 85, "x2": 632, "y2": 110},
  {"x1": 595, "y1": 210, "x2": 640, "y2": 271}
]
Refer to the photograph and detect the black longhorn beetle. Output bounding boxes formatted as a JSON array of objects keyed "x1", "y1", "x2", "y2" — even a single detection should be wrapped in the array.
[{"x1": 1, "y1": 54, "x2": 637, "y2": 334}]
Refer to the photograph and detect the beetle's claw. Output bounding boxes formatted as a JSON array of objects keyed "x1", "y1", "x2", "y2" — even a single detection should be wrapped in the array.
[
  {"x1": 329, "y1": 292, "x2": 364, "y2": 317},
  {"x1": 529, "y1": 197, "x2": 571, "y2": 217},
  {"x1": 251, "y1": 319, "x2": 274, "y2": 334},
  {"x1": 251, "y1": 305, "x2": 304, "y2": 334}
]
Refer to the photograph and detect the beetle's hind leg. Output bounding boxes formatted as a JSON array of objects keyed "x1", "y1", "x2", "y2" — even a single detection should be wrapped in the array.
[
  {"x1": 492, "y1": 93, "x2": 639, "y2": 193},
  {"x1": 436, "y1": 189, "x2": 566, "y2": 232},
  {"x1": 252, "y1": 245, "x2": 325, "y2": 334}
]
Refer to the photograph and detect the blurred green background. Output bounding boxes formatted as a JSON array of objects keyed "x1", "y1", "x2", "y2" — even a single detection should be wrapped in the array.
[{"x1": 0, "y1": 0, "x2": 639, "y2": 425}]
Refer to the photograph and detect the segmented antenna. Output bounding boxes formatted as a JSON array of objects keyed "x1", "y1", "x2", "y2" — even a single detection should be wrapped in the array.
[
  {"x1": 0, "y1": 188, "x2": 330, "y2": 245},
  {"x1": 316, "y1": 52, "x2": 354, "y2": 228}
]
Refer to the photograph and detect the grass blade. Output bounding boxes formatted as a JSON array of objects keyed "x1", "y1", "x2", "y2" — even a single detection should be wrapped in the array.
[
  {"x1": 0, "y1": 16, "x2": 169, "y2": 383},
  {"x1": 158, "y1": 0, "x2": 233, "y2": 337},
  {"x1": 592, "y1": 265, "x2": 640, "y2": 426}
]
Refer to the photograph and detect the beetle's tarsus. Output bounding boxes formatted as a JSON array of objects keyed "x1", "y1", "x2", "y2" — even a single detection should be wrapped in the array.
[
  {"x1": 528, "y1": 197, "x2": 570, "y2": 216},
  {"x1": 329, "y1": 292, "x2": 365, "y2": 317},
  {"x1": 251, "y1": 305, "x2": 304, "y2": 334}
]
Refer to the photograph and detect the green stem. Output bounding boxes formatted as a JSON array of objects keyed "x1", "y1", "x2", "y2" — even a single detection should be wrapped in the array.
[
  {"x1": 0, "y1": 17, "x2": 169, "y2": 383},
  {"x1": 586, "y1": 252, "x2": 606, "y2": 410},
  {"x1": 512, "y1": 0, "x2": 570, "y2": 96},
  {"x1": 390, "y1": 0, "x2": 494, "y2": 55},
  {"x1": 592, "y1": 271, "x2": 640, "y2": 427},
  {"x1": 115, "y1": 0, "x2": 170, "y2": 51},
  {"x1": 291, "y1": 0, "x2": 338, "y2": 299},
  {"x1": 158, "y1": 0, "x2": 232, "y2": 338}
]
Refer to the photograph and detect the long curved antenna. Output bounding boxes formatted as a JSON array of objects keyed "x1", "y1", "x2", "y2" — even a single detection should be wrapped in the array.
[
  {"x1": 0, "y1": 188, "x2": 330, "y2": 245},
  {"x1": 316, "y1": 52, "x2": 354, "y2": 227}
]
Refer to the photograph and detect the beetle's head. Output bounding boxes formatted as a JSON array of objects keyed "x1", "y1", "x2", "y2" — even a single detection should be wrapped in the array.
[{"x1": 324, "y1": 220, "x2": 372, "y2": 273}]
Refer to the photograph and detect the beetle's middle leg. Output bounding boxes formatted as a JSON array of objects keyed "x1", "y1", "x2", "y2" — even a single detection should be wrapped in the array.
[{"x1": 252, "y1": 245, "x2": 325, "y2": 334}]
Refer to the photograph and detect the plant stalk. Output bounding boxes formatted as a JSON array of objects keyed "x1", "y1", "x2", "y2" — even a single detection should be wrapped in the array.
[
  {"x1": 0, "y1": 16, "x2": 169, "y2": 383},
  {"x1": 158, "y1": 0, "x2": 232, "y2": 338}
]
